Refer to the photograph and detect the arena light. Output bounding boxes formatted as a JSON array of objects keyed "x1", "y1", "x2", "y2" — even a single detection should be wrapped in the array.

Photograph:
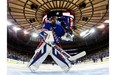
[
  {"x1": 80, "y1": 30, "x2": 89, "y2": 37},
  {"x1": 56, "y1": 12, "x2": 59, "y2": 15},
  {"x1": 97, "y1": 24, "x2": 105, "y2": 29},
  {"x1": 104, "y1": 20, "x2": 109, "y2": 23},
  {"x1": 83, "y1": 32, "x2": 90, "y2": 38},
  {"x1": 32, "y1": 32, "x2": 38, "y2": 38},
  {"x1": 24, "y1": 30, "x2": 29, "y2": 34},
  {"x1": 7, "y1": 21, "x2": 13, "y2": 26},
  {"x1": 12, "y1": 26, "x2": 21, "y2": 32},
  {"x1": 89, "y1": 28, "x2": 95, "y2": 33}
]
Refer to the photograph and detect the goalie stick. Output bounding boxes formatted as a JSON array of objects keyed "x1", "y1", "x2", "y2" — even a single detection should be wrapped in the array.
[
  {"x1": 39, "y1": 31, "x2": 86, "y2": 61},
  {"x1": 43, "y1": 40, "x2": 86, "y2": 61}
]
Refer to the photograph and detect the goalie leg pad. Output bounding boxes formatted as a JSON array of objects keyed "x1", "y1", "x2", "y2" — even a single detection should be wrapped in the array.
[
  {"x1": 28, "y1": 43, "x2": 51, "y2": 71},
  {"x1": 50, "y1": 47, "x2": 72, "y2": 72}
]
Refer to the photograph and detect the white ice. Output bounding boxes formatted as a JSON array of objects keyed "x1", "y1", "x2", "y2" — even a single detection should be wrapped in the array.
[{"x1": 7, "y1": 61, "x2": 109, "y2": 75}]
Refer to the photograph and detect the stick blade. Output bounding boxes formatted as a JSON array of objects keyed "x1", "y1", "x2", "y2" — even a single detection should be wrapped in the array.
[{"x1": 68, "y1": 51, "x2": 86, "y2": 61}]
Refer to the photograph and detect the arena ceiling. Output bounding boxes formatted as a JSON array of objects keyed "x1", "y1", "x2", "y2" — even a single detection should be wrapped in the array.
[{"x1": 7, "y1": 0, "x2": 109, "y2": 36}]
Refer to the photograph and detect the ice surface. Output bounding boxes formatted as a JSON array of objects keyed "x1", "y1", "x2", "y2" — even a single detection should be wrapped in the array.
[{"x1": 7, "y1": 62, "x2": 109, "y2": 75}]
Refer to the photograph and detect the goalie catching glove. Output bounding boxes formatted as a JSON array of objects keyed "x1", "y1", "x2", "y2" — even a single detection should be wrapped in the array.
[{"x1": 61, "y1": 33, "x2": 74, "y2": 41}]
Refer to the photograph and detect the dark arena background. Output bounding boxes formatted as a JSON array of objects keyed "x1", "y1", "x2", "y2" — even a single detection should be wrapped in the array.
[{"x1": 7, "y1": 0, "x2": 109, "y2": 75}]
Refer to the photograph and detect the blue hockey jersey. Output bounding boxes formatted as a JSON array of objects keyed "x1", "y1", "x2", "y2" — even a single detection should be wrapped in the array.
[
  {"x1": 41, "y1": 21, "x2": 66, "y2": 43},
  {"x1": 43, "y1": 22, "x2": 66, "y2": 38}
]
